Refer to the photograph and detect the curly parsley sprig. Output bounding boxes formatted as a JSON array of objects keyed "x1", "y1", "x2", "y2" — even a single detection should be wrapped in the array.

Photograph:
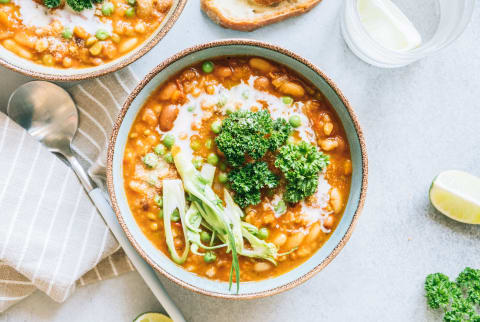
[{"x1": 425, "y1": 267, "x2": 480, "y2": 321}]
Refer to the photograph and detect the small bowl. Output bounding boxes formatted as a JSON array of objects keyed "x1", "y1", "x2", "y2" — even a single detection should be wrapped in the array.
[
  {"x1": 107, "y1": 39, "x2": 368, "y2": 299},
  {"x1": 0, "y1": 0, "x2": 186, "y2": 82}
]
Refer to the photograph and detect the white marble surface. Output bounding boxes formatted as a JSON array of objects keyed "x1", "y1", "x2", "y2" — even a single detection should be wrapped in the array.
[{"x1": 2, "y1": 0, "x2": 480, "y2": 321}]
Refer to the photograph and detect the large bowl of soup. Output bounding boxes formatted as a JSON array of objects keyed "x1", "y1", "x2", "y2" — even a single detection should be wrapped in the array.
[
  {"x1": 107, "y1": 39, "x2": 368, "y2": 298},
  {"x1": 0, "y1": 0, "x2": 186, "y2": 80}
]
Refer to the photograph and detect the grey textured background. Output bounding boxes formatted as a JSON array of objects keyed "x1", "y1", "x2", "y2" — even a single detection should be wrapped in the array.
[{"x1": 2, "y1": 0, "x2": 480, "y2": 321}]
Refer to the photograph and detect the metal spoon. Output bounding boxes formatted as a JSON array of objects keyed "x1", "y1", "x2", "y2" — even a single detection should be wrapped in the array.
[{"x1": 8, "y1": 81, "x2": 185, "y2": 322}]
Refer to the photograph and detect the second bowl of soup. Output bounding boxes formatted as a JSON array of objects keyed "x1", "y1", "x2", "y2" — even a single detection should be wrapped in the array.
[
  {"x1": 0, "y1": 0, "x2": 186, "y2": 80},
  {"x1": 107, "y1": 40, "x2": 367, "y2": 298}
]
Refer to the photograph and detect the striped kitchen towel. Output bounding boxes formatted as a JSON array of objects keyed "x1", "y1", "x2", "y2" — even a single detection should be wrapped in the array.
[{"x1": 0, "y1": 67, "x2": 141, "y2": 312}]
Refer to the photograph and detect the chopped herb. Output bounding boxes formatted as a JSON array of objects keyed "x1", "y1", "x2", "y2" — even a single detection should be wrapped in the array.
[
  {"x1": 275, "y1": 141, "x2": 329, "y2": 203},
  {"x1": 228, "y1": 162, "x2": 278, "y2": 208},
  {"x1": 215, "y1": 110, "x2": 292, "y2": 167},
  {"x1": 44, "y1": 0, "x2": 60, "y2": 8},
  {"x1": 425, "y1": 267, "x2": 480, "y2": 321}
]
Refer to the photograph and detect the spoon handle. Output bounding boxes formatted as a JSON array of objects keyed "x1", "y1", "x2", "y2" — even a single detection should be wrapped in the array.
[{"x1": 88, "y1": 188, "x2": 186, "y2": 322}]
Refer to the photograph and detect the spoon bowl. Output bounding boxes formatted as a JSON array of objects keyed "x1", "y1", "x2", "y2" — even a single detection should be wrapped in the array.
[{"x1": 7, "y1": 81, "x2": 78, "y2": 156}]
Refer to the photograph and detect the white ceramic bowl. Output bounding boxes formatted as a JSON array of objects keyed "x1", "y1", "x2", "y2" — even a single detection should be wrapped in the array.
[{"x1": 107, "y1": 39, "x2": 368, "y2": 299}]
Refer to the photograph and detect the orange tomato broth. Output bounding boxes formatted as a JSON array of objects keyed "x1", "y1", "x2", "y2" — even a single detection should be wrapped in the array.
[
  {"x1": 0, "y1": 0, "x2": 172, "y2": 68},
  {"x1": 123, "y1": 56, "x2": 352, "y2": 282}
]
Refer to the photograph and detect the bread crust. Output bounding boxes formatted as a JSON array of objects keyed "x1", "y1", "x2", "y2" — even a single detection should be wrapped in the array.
[{"x1": 201, "y1": 0, "x2": 323, "y2": 31}]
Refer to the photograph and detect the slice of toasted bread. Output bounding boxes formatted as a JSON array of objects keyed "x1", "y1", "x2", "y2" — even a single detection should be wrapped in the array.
[{"x1": 201, "y1": 0, "x2": 323, "y2": 31}]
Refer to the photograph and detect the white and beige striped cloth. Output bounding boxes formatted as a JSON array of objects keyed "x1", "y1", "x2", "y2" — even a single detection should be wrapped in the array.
[{"x1": 0, "y1": 67, "x2": 142, "y2": 312}]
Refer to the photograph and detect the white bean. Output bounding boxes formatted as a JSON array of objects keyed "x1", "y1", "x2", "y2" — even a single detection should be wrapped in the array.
[
  {"x1": 254, "y1": 262, "x2": 272, "y2": 272},
  {"x1": 284, "y1": 232, "x2": 305, "y2": 250},
  {"x1": 119, "y1": 38, "x2": 138, "y2": 54},
  {"x1": 330, "y1": 188, "x2": 343, "y2": 214}
]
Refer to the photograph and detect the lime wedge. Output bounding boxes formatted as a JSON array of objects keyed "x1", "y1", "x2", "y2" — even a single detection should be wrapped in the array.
[
  {"x1": 429, "y1": 170, "x2": 480, "y2": 224},
  {"x1": 357, "y1": 0, "x2": 422, "y2": 51},
  {"x1": 133, "y1": 312, "x2": 173, "y2": 322}
]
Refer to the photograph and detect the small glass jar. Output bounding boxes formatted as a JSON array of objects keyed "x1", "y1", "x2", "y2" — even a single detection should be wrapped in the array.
[{"x1": 341, "y1": 0, "x2": 475, "y2": 68}]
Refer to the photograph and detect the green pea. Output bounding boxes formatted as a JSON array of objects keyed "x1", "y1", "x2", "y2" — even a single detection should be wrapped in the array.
[
  {"x1": 154, "y1": 144, "x2": 166, "y2": 155},
  {"x1": 162, "y1": 134, "x2": 175, "y2": 148},
  {"x1": 125, "y1": 7, "x2": 135, "y2": 17},
  {"x1": 207, "y1": 153, "x2": 219, "y2": 166},
  {"x1": 154, "y1": 194, "x2": 163, "y2": 207},
  {"x1": 257, "y1": 227, "x2": 269, "y2": 240},
  {"x1": 289, "y1": 115, "x2": 302, "y2": 128},
  {"x1": 202, "y1": 61, "x2": 214, "y2": 73},
  {"x1": 192, "y1": 158, "x2": 203, "y2": 170},
  {"x1": 200, "y1": 231, "x2": 211, "y2": 243},
  {"x1": 219, "y1": 162, "x2": 227, "y2": 171},
  {"x1": 190, "y1": 140, "x2": 201, "y2": 151},
  {"x1": 163, "y1": 152, "x2": 173, "y2": 164},
  {"x1": 95, "y1": 29, "x2": 110, "y2": 40},
  {"x1": 218, "y1": 172, "x2": 228, "y2": 184},
  {"x1": 210, "y1": 120, "x2": 222, "y2": 134},
  {"x1": 203, "y1": 251, "x2": 216, "y2": 263},
  {"x1": 157, "y1": 209, "x2": 163, "y2": 219},
  {"x1": 282, "y1": 96, "x2": 293, "y2": 105},
  {"x1": 101, "y1": 2, "x2": 114, "y2": 16},
  {"x1": 61, "y1": 28, "x2": 73, "y2": 39},
  {"x1": 187, "y1": 106, "x2": 195, "y2": 112},
  {"x1": 171, "y1": 209, "x2": 180, "y2": 222},
  {"x1": 205, "y1": 139, "x2": 212, "y2": 149}
]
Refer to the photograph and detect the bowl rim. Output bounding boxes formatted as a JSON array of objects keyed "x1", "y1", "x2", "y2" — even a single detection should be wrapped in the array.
[
  {"x1": 0, "y1": 0, "x2": 187, "y2": 82},
  {"x1": 106, "y1": 38, "x2": 368, "y2": 299}
]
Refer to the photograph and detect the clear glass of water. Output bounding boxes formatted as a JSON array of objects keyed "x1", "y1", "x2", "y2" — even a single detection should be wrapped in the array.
[{"x1": 341, "y1": 0, "x2": 475, "y2": 68}]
